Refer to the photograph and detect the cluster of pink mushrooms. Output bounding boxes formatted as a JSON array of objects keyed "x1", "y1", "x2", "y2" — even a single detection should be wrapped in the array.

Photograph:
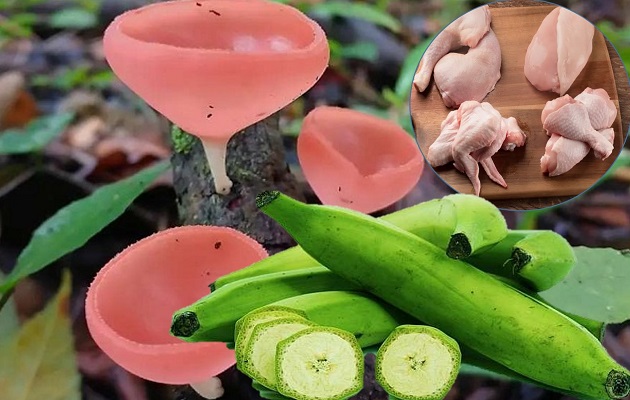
[{"x1": 86, "y1": 0, "x2": 424, "y2": 398}]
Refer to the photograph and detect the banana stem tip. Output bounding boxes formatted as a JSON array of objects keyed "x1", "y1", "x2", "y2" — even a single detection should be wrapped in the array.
[
  {"x1": 511, "y1": 248, "x2": 531, "y2": 273},
  {"x1": 256, "y1": 190, "x2": 280, "y2": 209},
  {"x1": 447, "y1": 233, "x2": 472, "y2": 259},
  {"x1": 171, "y1": 311, "x2": 201, "y2": 338},
  {"x1": 607, "y1": 370, "x2": 630, "y2": 399}
]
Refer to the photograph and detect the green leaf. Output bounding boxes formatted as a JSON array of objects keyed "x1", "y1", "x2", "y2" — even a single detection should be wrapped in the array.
[
  {"x1": 0, "y1": 272, "x2": 19, "y2": 337},
  {"x1": 56, "y1": 66, "x2": 90, "y2": 91},
  {"x1": 538, "y1": 247, "x2": 630, "y2": 323},
  {"x1": 87, "y1": 70, "x2": 115, "y2": 89},
  {"x1": 11, "y1": 12, "x2": 39, "y2": 27},
  {"x1": 48, "y1": 7, "x2": 97, "y2": 30},
  {"x1": 73, "y1": 0, "x2": 101, "y2": 13},
  {"x1": 280, "y1": 118, "x2": 303, "y2": 137},
  {"x1": 398, "y1": 111, "x2": 415, "y2": 138},
  {"x1": 597, "y1": 21, "x2": 630, "y2": 71},
  {"x1": 0, "y1": 113, "x2": 74, "y2": 155},
  {"x1": 311, "y1": 1, "x2": 401, "y2": 33},
  {"x1": 597, "y1": 149, "x2": 630, "y2": 185},
  {"x1": 339, "y1": 41, "x2": 378, "y2": 62},
  {"x1": 0, "y1": 161, "x2": 170, "y2": 294},
  {"x1": 350, "y1": 104, "x2": 390, "y2": 120},
  {"x1": 0, "y1": 270, "x2": 81, "y2": 400},
  {"x1": 394, "y1": 36, "x2": 435, "y2": 99},
  {"x1": 382, "y1": 87, "x2": 404, "y2": 108},
  {"x1": 30, "y1": 74, "x2": 54, "y2": 87},
  {"x1": 328, "y1": 39, "x2": 344, "y2": 63},
  {"x1": 437, "y1": 0, "x2": 467, "y2": 25},
  {"x1": 515, "y1": 208, "x2": 547, "y2": 230}
]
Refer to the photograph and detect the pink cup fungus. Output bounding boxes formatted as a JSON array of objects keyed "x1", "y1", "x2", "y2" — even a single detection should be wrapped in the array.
[
  {"x1": 85, "y1": 225, "x2": 268, "y2": 387},
  {"x1": 297, "y1": 106, "x2": 425, "y2": 214},
  {"x1": 103, "y1": 0, "x2": 330, "y2": 195}
]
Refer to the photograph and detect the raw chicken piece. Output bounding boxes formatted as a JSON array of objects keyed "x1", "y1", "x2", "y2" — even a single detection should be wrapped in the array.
[
  {"x1": 428, "y1": 107, "x2": 525, "y2": 193},
  {"x1": 502, "y1": 117, "x2": 527, "y2": 151},
  {"x1": 539, "y1": 87, "x2": 616, "y2": 176},
  {"x1": 543, "y1": 102, "x2": 614, "y2": 159},
  {"x1": 574, "y1": 87, "x2": 617, "y2": 129},
  {"x1": 427, "y1": 110, "x2": 459, "y2": 167},
  {"x1": 413, "y1": 6, "x2": 491, "y2": 92},
  {"x1": 452, "y1": 101, "x2": 504, "y2": 195},
  {"x1": 433, "y1": 29, "x2": 502, "y2": 108},
  {"x1": 541, "y1": 128, "x2": 614, "y2": 176},
  {"x1": 540, "y1": 94, "x2": 575, "y2": 126},
  {"x1": 428, "y1": 113, "x2": 524, "y2": 164},
  {"x1": 524, "y1": 7, "x2": 594, "y2": 95}
]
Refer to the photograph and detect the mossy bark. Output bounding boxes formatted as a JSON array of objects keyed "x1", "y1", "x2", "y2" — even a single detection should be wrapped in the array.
[{"x1": 170, "y1": 114, "x2": 304, "y2": 255}]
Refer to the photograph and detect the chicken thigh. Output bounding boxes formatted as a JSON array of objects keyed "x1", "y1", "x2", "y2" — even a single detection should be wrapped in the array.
[
  {"x1": 413, "y1": 6, "x2": 491, "y2": 92},
  {"x1": 433, "y1": 29, "x2": 502, "y2": 108}
]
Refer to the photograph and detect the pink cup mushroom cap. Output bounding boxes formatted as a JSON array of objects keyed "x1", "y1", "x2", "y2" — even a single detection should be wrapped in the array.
[
  {"x1": 297, "y1": 106, "x2": 425, "y2": 213},
  {"x1": 103, "y1": 0, "x2": 330, "y2": 195},
  {"x1": 85, "y1": 225, "x2": 268, "y2": 384}
]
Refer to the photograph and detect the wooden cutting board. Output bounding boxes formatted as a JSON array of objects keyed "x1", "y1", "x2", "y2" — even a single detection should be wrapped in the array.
[{"x1": 410, "y1": 4, "x2": 625, "y2": 207}]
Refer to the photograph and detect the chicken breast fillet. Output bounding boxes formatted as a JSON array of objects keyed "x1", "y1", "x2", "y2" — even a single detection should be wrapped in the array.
[{"x1": 524, "y1": 7, "x2": 594, "y2": 95}]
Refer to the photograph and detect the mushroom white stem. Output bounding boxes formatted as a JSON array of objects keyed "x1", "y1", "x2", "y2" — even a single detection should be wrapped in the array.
[
  {"x1": 200, "y1": 137, "x2": 233, "y2": 195},
  {"x1": 190, "y1": 377, "x2": 224, "y2": 399}
]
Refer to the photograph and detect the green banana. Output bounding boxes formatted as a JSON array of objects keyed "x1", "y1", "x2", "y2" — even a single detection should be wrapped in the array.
[
  {"x1": 232, "y1": 290, "x2": 601, "y2": 399},
  {"x1": 277, "y1": 291, "x2": 599, "y2": 400},
  {"x1": 257, "y1": 191, "x2": 630, "y2": 399},
  {"x1": 209, "y1": 246, "x2": 318, "y2": 291},
  {"x1": 470, "y1": 230, "x2": 576, "y2": 291},
  {"x1": 212, "y1": 194, "x2": 506, "y2": 290},
  {"x1": 488, "y1": 274, "x2": 605, "y2": 341},
  {"x1": 442, "y1": 193, "x2": 508, "y2": 259},
  {"x1": 170, "y1": 267, "x2": 359, "y2": 342},
  {"x1": 268, "y1": 291, "x2": 414, "y2": 347}
]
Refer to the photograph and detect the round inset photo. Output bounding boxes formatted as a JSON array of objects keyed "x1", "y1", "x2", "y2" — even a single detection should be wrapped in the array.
[{"x1": 410, "y1": 0, "x2": 629, "y2": 210}]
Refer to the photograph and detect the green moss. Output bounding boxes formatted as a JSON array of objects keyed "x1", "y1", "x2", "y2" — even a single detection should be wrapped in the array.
[{"x1": 171, "y1": 125, "x2": 196, "y2": 154}]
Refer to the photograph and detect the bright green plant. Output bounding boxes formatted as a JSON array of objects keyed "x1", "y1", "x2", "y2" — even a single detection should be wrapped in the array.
[
  {"x1": 0, "y1": 161, "x2": 169, "y2": 310},
  {"x1": 0, "y1": 113, "x2": 74, "y2": 155}
]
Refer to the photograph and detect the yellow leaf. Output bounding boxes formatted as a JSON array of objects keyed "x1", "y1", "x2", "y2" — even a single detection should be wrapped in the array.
[{"x1": 0, "y1": 270, "x2": 81, "y2": 400}]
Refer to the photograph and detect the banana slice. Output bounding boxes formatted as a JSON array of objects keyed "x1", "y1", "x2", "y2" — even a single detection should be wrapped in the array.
[
  {"x1": 241, "y1": 317, "x2": 315, "y2": 389},
  {"x1": 235, "y1": 308, "x2": 306, "y2": 370},
  {"x1": 276, "y1": 326, "x2": 364, "y2": 400},
  {"x1": 376, "y1": 325, "x2": 461, "y2": 400}
]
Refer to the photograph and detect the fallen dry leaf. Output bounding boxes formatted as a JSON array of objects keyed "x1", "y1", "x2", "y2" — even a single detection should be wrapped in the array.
[
  {"x1": 0, "y1": 270, "x2": 81, "y2": 400},
  {"x1": 0, "y1": 71, "x2": 25, "y2": 125},
  {"x1": 577, "y1": 206, "x2": 630, "y2": 228}
]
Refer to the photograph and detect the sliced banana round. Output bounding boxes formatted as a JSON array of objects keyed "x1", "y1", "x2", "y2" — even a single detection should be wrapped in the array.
[
  {"x1": 276, "y1": 326, "x2": 364, "y2": 400},
  {"x1": 376, "y1": 325, "x2": 461, "y2": 400}
]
